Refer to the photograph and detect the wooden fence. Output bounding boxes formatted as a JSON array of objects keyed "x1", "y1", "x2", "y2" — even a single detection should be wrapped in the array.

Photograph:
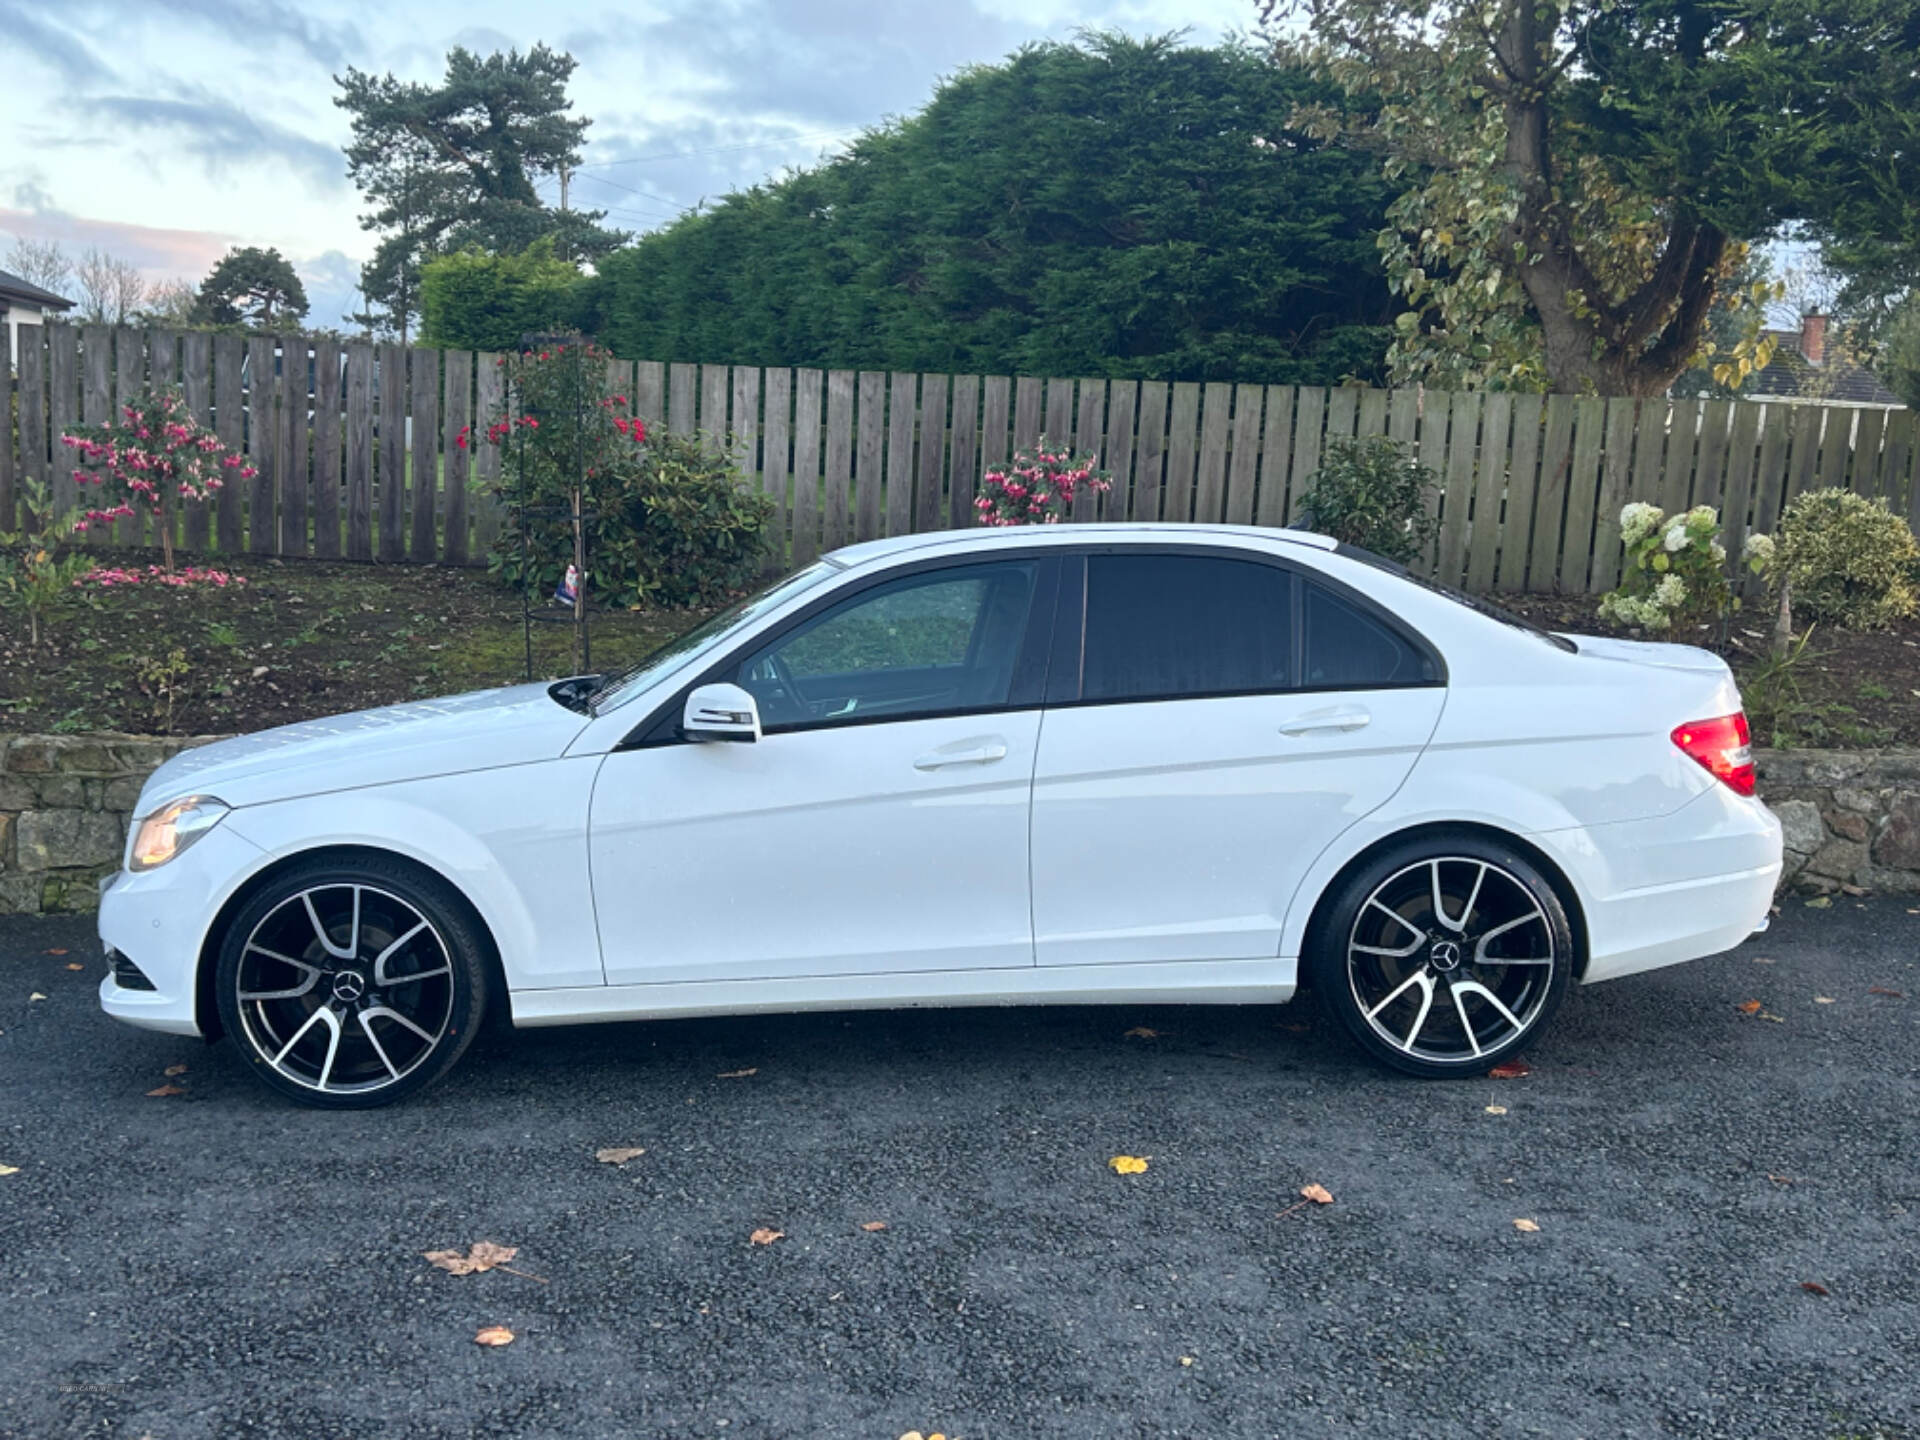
[{"x1": 5, "y1": 323, "x2": 1917, "y2": 594}]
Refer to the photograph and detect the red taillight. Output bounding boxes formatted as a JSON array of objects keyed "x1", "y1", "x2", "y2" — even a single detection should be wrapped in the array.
[{"x1": 1672, "y1": 712, "x2": 1756, "y2": 796}]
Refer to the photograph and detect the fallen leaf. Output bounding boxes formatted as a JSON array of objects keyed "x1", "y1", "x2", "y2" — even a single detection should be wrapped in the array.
[
  {"x1": 1736, "y1": 1000, "x2": 1763, "y2": 1015},
  {"x1": 425, "y1": 1242, "x2": 519, "y2": 1276},
  {"x1": 859, "y1": 1221, "x2": 889, "y2": 1232},
  {"x1": 1800, "y1": 1281, "x2": 1830, "y2": 1297},
  {"x1": 1814, "y1": 996, "x2": 1835, "y2": 1005},
  {"x1": 1750, "y1": 955, "x2": 1776, "y2": 964},
  {"x1": 594, "y1": 1147, "x2": 647, "y2": 1165},
  {"x1": 1804, "y1": 896, "x2": 1831, "y2": 909},
  {"x1": 1760, "y1": 1012, "x2": 1785, "y2": 1023},
  {"x1": 1839, "y1": 883, "x2": 1869, "y2": 897},
  {"x1": 1179, "y1": 1356, "x2": 1195, "y2": 1367},
  {"x1": 1484, "y1": 1104, "x2": 1508, "y2": 1115},
  {"x1": 145, "y1": 1084, "x2": 185, "y2": 1098},
  {"x1": 0, "y1": 1164, "x2": 18, "y2": 1177},
  {"x1": 1488, "y1": 1058, "x2": 1531, "y2": 1078},
  {"x1": 65, "y1": 963, "x2": 84, "y2": 972},
  {"x1": 1299, "y1": 1183, "x2": 1334, "y2": 1205},
  {"x1": 1868, "y1": 986, "x2": 1905, "y2": 998},
  {"x1": 473, "y1": 1325, "x2": 515, "y2": 1346},
  {"x1": 749, "y1": 1228, "x2": 784, "y2": 1246},
  {"x1": 46, "y1": 948, "x2": 67, "y2": 956},
  {"x1": 716, "y1": 1068, "x2": 758, "y2": 1079},
  {"x1": 28, "y1": 993, "x2": 47, "y2": 1003},
  {"x1": 1765, "y1": 1173, "x2": 1796, "y2": 1185},
  {"x1": 1513, "y1": 1218, "x2": 1541, "y2": 1233},
  {"x1": 1123, "y1": 1026, "x2": 1162, "y2": 1039},
  {"x1": 1109, "y1": 1155, "x2": 1150, "y2": 1175},
  {"x1": 164, "y1": 1064, "x2": 188, "y2": 1077}
]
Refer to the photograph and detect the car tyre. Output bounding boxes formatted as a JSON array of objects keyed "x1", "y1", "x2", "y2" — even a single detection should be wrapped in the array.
[
  {"x1": 214, "y1": 854, "x2": 490, "y2": 1108},
  {"x1": 1307, "y1": 834, "x2": 1574, "y2": 1078}
]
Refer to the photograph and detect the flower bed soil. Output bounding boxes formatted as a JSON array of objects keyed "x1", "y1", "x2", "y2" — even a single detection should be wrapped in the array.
[{"x1": 0, "y1": 551, "x2": 717, "y2": 738}]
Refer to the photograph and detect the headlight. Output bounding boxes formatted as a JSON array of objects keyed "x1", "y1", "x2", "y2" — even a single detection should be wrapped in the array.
[{"x1": 129, "y1": 796, "x2": 230, "y2": 873}]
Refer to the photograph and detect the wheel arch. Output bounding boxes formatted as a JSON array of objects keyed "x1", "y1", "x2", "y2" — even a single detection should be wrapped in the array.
[
  {"x1": 1294, "y1": 821, "x2": 1591, "y2": 985},
  {"x1": 194, "y1": 843, "x2": 508, "y2": 1042}
]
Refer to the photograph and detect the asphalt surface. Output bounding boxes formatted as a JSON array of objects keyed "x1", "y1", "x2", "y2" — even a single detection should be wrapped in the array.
[{"x1": 1, "y1": 902, "x2": 1916, "y2": 1440}]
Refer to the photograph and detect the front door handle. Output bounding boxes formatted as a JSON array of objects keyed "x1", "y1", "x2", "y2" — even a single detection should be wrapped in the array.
[
  {"x1": 914, "y1": 738, "x2": 1009, "y2": 770},
  {"x1": 1279, "y1": 706, "x2": 1372, "y2": 737}
]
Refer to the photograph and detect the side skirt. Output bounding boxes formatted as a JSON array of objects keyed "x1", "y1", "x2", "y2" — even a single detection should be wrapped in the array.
[{"x1": 509, "y1": 957, "x2": 1299, "y2": 1028}]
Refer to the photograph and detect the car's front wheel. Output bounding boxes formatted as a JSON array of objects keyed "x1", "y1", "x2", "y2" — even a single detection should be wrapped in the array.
[
  {"x1": 214, "y1": 855, "x2": 490, "y2": 1108},
  {"x1": 1308, "y1": 835, "x2": 1574, "y2": 1078}
]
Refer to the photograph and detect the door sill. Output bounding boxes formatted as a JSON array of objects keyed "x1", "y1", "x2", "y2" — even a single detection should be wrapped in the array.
[{"x1": 509, "y1": 957, "x2": 1297, "y2": 1028}]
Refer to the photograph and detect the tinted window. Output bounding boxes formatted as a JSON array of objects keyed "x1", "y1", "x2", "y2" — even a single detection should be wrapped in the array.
[
  {"x1": 736, "y1": 563, "x2": 1037, "y2": 729},
  {"x1": 1303, "y1": 582, "x2": 1435, "y2": 688},
  {"x1": 1082, "y1": 555, "x2": 1293, "y2": 702}
]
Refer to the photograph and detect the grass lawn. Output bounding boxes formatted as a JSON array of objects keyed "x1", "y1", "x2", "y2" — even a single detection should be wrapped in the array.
[{"x1": 0, "y1": 551, "x2": 718, "y2": 737}]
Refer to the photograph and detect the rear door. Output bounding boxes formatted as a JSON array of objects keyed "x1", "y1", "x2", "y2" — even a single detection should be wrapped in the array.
[{"x1": 1030, "y1": 548, "x2": 1446, "y2": 967}]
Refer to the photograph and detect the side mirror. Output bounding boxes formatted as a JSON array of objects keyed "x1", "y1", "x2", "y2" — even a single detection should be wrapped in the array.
[{"x1": 682, "y1": 682, "x2": 762, "y2": 743}]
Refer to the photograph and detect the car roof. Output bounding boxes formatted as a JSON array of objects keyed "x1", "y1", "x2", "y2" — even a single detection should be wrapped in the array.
[{"x1": 824, "y1": 522, "x2": 1337, "y2": 570}]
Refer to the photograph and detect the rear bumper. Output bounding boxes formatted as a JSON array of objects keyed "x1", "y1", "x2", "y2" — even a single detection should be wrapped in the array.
[{"x1": 1535, "y1": 785, "x2": 1783, "y2": 986}]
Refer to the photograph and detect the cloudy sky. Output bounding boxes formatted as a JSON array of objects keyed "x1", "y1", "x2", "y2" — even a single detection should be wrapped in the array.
[{"x1": 0, "y1": 0, "x2": 1254, "y2": 329}]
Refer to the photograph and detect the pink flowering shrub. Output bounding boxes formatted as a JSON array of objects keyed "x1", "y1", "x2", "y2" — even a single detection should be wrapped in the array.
[
  {"x1": 975, "y1": 440, "x2": 1110, "y2": 526},
  {"x1": 61, "y1": 387, "x2": 255, "y2": 573}
]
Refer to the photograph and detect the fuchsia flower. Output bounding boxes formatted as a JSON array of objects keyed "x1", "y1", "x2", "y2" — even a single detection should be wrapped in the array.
[{"x1": 975, "y1": 438, "x2": 1111, "y2": 528}]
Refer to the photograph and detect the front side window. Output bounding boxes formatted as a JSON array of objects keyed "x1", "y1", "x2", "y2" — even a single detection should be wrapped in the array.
[
  {"x1": 1081, "y1": 554, "x2": 1294, "y2": 703},
  {"x1": 736, "y1": 562, "x2": 1039, "y2": 729}
]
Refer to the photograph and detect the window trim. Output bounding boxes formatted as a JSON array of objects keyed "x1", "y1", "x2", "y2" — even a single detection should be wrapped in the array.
[
  {"x1": 1043, "y1": 543, "x2": 1445, "y2": 709},
  {"x1": 617, "y1": 552, "x2": 1063, "y2": 749}
]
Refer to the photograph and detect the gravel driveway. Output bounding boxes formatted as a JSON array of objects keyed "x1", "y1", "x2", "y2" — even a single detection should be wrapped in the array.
[{"x1": 2, "y1": 900, "x2": 1915, "y2": 1440}]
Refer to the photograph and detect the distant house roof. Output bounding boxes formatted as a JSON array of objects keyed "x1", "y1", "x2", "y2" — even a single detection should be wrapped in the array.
[
  {"x1": 0, "y1": 267, "x2": 75, "y2": 311},
  {"x1": 1748, "y1": 323, "x2": 1902, "y2": 408}
]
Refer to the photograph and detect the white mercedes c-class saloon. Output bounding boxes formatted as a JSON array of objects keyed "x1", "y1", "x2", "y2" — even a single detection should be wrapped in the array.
[{"x1": 99, "y1": 524, "x2": 1782, "y2": 1106}]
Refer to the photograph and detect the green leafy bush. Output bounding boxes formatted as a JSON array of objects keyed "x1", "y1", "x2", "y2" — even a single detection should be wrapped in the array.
[
  {"x1": 1769, "y1": 488, "x2": 1920, "y2": 630},
  {"x1": 492, "y1": 428, "x2": 771, "y2": 610},
  {"x1": 420, "y1": 241, "x2": 588, "y2": 354},
  {"x1": 1294, "y1": 436, "x2": 1438, "y2": 564}
]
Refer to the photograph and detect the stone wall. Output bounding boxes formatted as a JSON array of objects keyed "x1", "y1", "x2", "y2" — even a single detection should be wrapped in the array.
[
  {"x1": 4, "y1": 734, "x2": 1918, "y2": 915},
  {"x1": 0, "y1": 734, "x2": 216, "y2": 915},
  {"x1": 1756, "y1": 750, "x2": 1920, "y2": 896}
]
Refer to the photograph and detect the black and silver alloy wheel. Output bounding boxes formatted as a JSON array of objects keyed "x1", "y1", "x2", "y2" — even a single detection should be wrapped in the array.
[
  {"x1": 215, "y1": 857, "x2": 489, "y2": 1107},
  {"x1": 1310, "y1": 837, "x2": 1573, "y2": 1077}
]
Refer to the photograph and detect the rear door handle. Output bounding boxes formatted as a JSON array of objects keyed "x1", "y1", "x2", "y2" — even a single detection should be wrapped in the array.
[
  {"x1": 1279, "y1": 706, "x2": 1372, "y2": 737},
  {"x1": 914, "y1": 738, "x2": 1009, "y2": 770}
]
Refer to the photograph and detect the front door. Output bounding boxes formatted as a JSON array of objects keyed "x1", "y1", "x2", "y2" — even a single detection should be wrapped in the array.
[
  {"x1": 590, "y1": 557, "x2": 1054, "y2": 986},
  {"x1": 1031, "y1": 551, "x2": 1446, "y2": 966}
]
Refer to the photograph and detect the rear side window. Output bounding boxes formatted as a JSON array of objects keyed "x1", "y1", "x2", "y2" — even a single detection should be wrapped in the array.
[
  {"x1": 1082, "y1": 554, "x2": 1293, "y2": 703},
  {"x1": 1303, "y1": 581, "x2": 1436, "y2": 688}
]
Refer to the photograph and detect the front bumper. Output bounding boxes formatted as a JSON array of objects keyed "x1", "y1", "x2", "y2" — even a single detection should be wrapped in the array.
[{"x1": 97, "y1": 823, "x2": 266, "y2": 1037}]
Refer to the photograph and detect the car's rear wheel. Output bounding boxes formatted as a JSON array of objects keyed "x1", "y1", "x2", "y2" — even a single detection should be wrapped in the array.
[
  {"x1": 1308, "y1": 835, "x2": 1574, "y2": 1078},
  {"x1": 214, "y1": 856, "x2": 489, "y2": 1108}
]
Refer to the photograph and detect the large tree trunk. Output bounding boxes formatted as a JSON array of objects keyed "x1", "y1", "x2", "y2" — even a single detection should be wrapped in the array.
[{"x1": 1494, "y1": 1, "x2": 1725, "y2": 397}]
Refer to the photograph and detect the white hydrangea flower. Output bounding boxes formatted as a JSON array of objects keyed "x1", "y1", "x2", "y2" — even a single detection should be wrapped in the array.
[
  {"x1": 1662, "y1": 522, "x2": 1690, "y2": 553},
  {"x1": 1654, "y1": 573, "x2": 1687, "y2": 607},
  {"x1": 1710, "y1": 540, "x2": 1727, "y2": 563},
  {"x1": 1619, "y1": 501, "x2": 1663, "y2": 545},
  {"x1": 1742, "y1": 533, "x2": 1776, "y2": 564}
]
